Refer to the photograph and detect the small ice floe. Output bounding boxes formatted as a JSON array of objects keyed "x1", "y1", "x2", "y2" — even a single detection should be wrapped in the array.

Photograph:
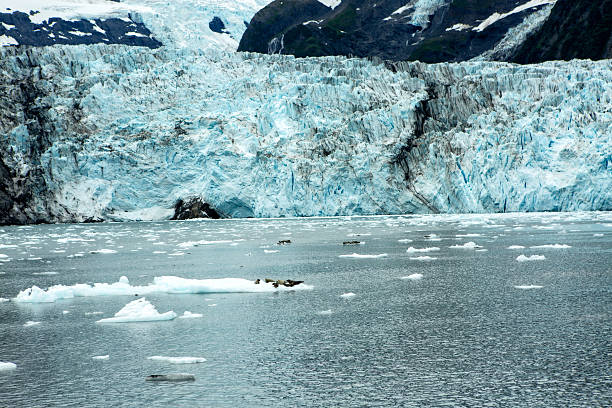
[
  {"x1": 409, "y1": 256, "x2": 437, "y2": 261},
  {"x1": 27, "y1": 257, "x2": 42, "y2": 261},
  {"x1": 529, "y1": 244, "x2": 571, "y2": 249},
  {"x1": 67, "y1": 253, "x2": 84, "y2": 258},
  {"x1": 179, "y1": 311, "x2": 203, "y2": 319},
  {"x1": 92, "y1": 355, "x2": 109, "y2": 360},
  {"x1": 85, "y1": 312, "x2": 104, "y2": 315},
  {"x1": 23, "y1": 321, "x2": 41, "y2": 327},
  {"x1": 90, "y1": 249, "x2": 117, "y2": 254},
  {"x1": 32, "y1": 272, "x2": 58, "y2": 276},
  {"x1": 168, "y1": 252, "x2": 185, "y2": 256},
  {"x1": 340, "y1": 292, "x2": 356, "y2": 298},
  {"x1": 516, "y1": 255, "x2": 546, "y2": 262},
  {"x1": 264, "y1": 249, "x2": 279, "y2": 253},
  {"x1": 397, "y1": 239, "x2": 413, "y2": 243},
  {"x1": 147, "y1": 356, "x2": 206, "y2": 364},
  {"x1": 0, "y1": 298, "x2": 9, "y2": 302},
  {"x1": 152, "y1": 251, "x2": 166, "y2": 254},
  {"x1": 593, "y1": 233, "x2": 604, "y2": 237},
  {"x1": 146, "y1": 374, "x2": 195, "y2": 382},
  {"x1": 317, "y1": 309, "x2": 333, "y2": 315},
  {"x1": 456, "y1": 233, "x2": 481, "y2": 237},
  {"x1": 514, "y1": 285, "x2": 543, "y2": 290},
  {"x1": 96, "y1": 298, "x2": 177, "y2": 323},
  {"x1": 207, "y1": 304, "x2": 217, "y2": 307},
  {"x1": 400, "y1": 273, "x2": 423, "y2": 280},
  {"x1": 0, "y1": 362, "x2": 17, "y2": 371},
  {"x1": 62, "y1": 310, "x2": 70, "y2": 314},
  {"x1": 0, "y1": 254, "x2": 8, "y2": 258},
  {"x1": 338, "y1": 253, "x2": 387, "y2": 259},
  {"x1": 449, "y1": 242, "x2": 481, "y2": 249},
  {"x1": 406, "y1": 247, "x2": 440, "y2": 253},
  {"x1": 507, "y1": 245, "x2": 525, "y2": 249},
  {"x1": 424, "y1": 234, "x2": 442, "y2": 241}
]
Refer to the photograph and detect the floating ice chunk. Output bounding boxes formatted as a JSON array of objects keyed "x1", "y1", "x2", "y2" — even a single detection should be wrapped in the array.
[
  {"x1": 62, "y1": 310, "x2": 70, "y2": 314},
  {"x1": 593, "y1": 233, "x2": 604, "y2": 237},
  {"x1": 168, "y1": 252, "x2": 185, "y2": 256},
  {"x1": 147, "y1": 356, "x2": 206, "y2": 364},
  {"x1": 338, "y1": 253, "x2": 387, "y2": 259},
  {"x1": 449, "y1": 241, "x2": 481, "y2": 249},
  {"x1": 24, "y1": 321, "x2": 41, "y2": 327},
  {"x1": 409, "y1": 256, "x2": 437, "y2": 261},
  {"x1": 179, "y1": 311, "x2": 203, "y2": 319},
  {"x1": 0, "y1": 254, "x2": 8, "y2": 258},
  {"x1": 146, "y1": 374, "x2": 195, "y2": 382},
  {"x1": 264, "y1": 249, "x2": 279, "y2": 253},
  {"x1": 0, "y1": 362, "x2": 17, "y2": 371},
  {"x1": 33, "y1": 272, "x2": 58, "y2": 276},
  {"x1": 96, "y1": 298, "x2": 177, "y2": 323},
  {"x1": 507, "y1": 245, "x2": 525, "y2": 249},
  {"x1": 406, "y1": 247, "x2": 440, "y2": 253},
  {"x1": 340, "y1": 292, "x2": 356, "y2": 298},
  {"x1": 0, "y1": 298, "x2": 9, "y2": 302},
  {"x1": 27, "y1": 257, "x2": 42, "y2": 261},
  {"x1": 456, "y1": 234, "x2": 481, "y2": 237},
  {"x1": 207, "y1": 304, "x2": 217, "y2": 307},
  {"x1": 90, "y1": 249, "x2": 117, "y2": 254},
  {"x1": 516, "y1": 255, "x2": 546, "y2": 262},
  {"x1": 529, "y1": 244, "x2": 571, "y2": 249},
  {"x1": 397, "y1": 239, "x2": 413, "y2": 243},
  {"x1": 92, "y1": 355, "x2": 109, "y2": 360},
  {"x1": 514, "y1": 285, "x2": 543, "y2": 290},
  {"x1": 85, "y1": 311, "x2": 104, "y2": 315},
  {"x1": 317, "y1": 309, "x2": 333, "y2": 315},
  {"x1": 177, "y1": 240, "x2": 233, "y2": 248},
  {"x1": 400, "y1": 273, "x2": 423, "y2": 280}
]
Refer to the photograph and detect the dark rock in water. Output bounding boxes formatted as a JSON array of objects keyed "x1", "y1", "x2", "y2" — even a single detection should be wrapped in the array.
[
  {"x1": 209, "y1": 16, "x2": 227, "y2": 34},
  {"x1": 145, "y1": 374, "x2": 195, "y2": 382},
  {"x1": 172, "y1": 197, "x2": 222, "y2": 220},
  {"x1": 277, "y1": 239, "x2": 291, "y2": 245},
  {"x1": 343, "y1": 240, "x2": 361, "y2": 245},
  {"x1": 0, "y1": 11, "x2": 162, "y2": 48}
]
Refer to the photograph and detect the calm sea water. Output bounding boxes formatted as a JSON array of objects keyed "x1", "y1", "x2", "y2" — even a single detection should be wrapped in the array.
[{"x1": 0, "y1": 213, "x2": 610, "y2": 407}]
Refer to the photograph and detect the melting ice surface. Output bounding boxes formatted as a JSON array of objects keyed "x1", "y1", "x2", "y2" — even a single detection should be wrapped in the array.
[
  {"x1": 96, "y1": 298, "x2": 177, "y2": 323},
  {"x1": 0, "y1": 212, "x2": 610, "y2": 407}
]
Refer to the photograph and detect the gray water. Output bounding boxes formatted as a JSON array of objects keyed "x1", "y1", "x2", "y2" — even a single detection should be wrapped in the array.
[{"x1": 0, "y1": 212, "x2": 611, "y2": 407}]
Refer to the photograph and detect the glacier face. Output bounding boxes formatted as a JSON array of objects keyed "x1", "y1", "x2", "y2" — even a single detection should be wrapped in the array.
[{"x1": 0, "y1": 0, "x2": 610, "y2": 223}]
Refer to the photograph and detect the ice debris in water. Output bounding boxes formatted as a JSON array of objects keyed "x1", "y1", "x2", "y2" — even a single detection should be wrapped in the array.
[
  {"x1": 449, "y1": 241, "x2": 481, "y2": 249},
  {"x1": 507, "y1": 245, "x2": 525, "y2": 249},
  {"x1": 338, "y1": 253, "x2": 388, "y2": 259},
  {"x1": 409, "y1": 256, "x2": 437, "y2": 261},
  {"x1": 529, "y1": 244, "x2": 571, "y2": 249},
  {"x1": 516, "y1": 254, "x2": 546, "y2": 262},
  {"x1": 400, "y1": 273, "x2": 423, "y2": 280},
  {"x1": 14, "y1": 275, "x2": 313, "y2": 303},
  {"x1": 89, "y1": 249, "x2": 117, "y2": 254},
  {"x1": 92, "y1": 355, "x2": 109, "y2": 360},
  {"x1": 178, "y1": 311, "x2": 203, "y2": 319},
  {"x1": 340, "y1": 292, "x2": 356, "y2": 298},
  {"x1": 96, "y1": 298, "x2": 177, "y2": 323},
  {"x1": 514, "y1": 285, "x2": 543, "y2": 289},
  {"x1": 0, "y1": 298, "x2": 9, "y2": 302},
  {"x1": 0, "y1": 362, "x2": 17, "y2": 371},
  {"x1": 317, "y1": 309, "x2": 333, "y2": 315},
  {"x1": 406, "y1": 247, "x2": 440, "y2": 253},
  {"x1": 147, "y1": 356, "x2": 206, "y2": 364},
  {"x1": 23, "y1": 321, "x2": 41, "y2": 327}
]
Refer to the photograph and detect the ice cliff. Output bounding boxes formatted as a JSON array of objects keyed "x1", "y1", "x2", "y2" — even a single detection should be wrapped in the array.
[{"x1": 0, "y1": 0, "x2": 610, "y2": 223}]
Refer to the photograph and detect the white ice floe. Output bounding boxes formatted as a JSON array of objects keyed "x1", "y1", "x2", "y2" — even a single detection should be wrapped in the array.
[
  {"x1": 514, "y1": 285, "x2": 543, "y2": 289},
  {"x1": 0, "y1": 362, "x2": 17, "y2": 371},
  {"x1": 507, "y1": 245, "x2": 525, "y2": 249},
  {"x1": 62, "y1": 310, "x2": 70, "y2": 314},
  {"x1": 96, "y1": 298, "x2": 177, "y2": 323},
  {"x1": 264, "y1": 249, "x2": 279, "y2": 253},
  {"x1": 397, "y1": 238, "x2": 413, "y2": 243},
  {"x1": 516, "y1": 254, "x2": 546, "y2": 262},
  {"x1": 338, "y1": 253, "x2": 388, "y2": 259},
  {"x1": 147, "y1": 356, "x2": 206, "y2": 364},
  {"x1": 409, "y1": 256, "x2": 437, "y2": 261},
  {"x1": 0, "y1": 298, "x2": 9, "y2": 302},
  {"x1": 23, "y1": 321, "x2": 41, "y2": 327},
  {"x1": 0, "y1": 254, "x2": 8, "y2": 258},
  {"x1": 456, "y1": 233, "x2": 481, "y2": 237},
  {"x1": 14, "y1": 275, "x2": 313, "y2": 303},
  {"x1": 317, "y1": 309, "x2": 333, "y2": 315},
  {"x1": 340, "y1": 292, "x2": 356, "y2": 298},
  {"x1": 449, "y1": 241, "x2": 481, "y2": 249},
  {"x1": 529, "y1": 244, "x2": 571, "y2": 249},
  {"x1": 92, "y1": 355, "x2": 109, "y2": 360},
  {"x1": 400, "y1": 273, "x2": 423, "y2": 280},
  {"x1": 177, "y1": 240, "x2": 233, "y2": 248},
  {"x1": 33, "y1": 272, "x2": 58, "y2": 276},
  {"x1": 593, "y1": 233, "x2": 604, "y2": 237},
  {"x1": 89, "y1": 249, "x2": 117, "y2": 254},
  {"x1": 406, "y1": 247, "x2": 440, "y2": 253},
  {"x1": 85, "y1": 311, "x2": 104, "y2": 315},
  {"x1": 179, "y1": 311, "x2": 203, "y2": 319}
]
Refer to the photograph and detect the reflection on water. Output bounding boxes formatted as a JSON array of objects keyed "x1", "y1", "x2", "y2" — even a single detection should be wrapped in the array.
[{"x1": 0, "y1": 212, "x2": 611, "y2": 407}]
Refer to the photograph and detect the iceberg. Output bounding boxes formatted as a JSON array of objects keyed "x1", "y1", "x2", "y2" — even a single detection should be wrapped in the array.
[
  {"x1": 516, "y1": 254, "x2": 546, "y2": 262},
  {"x1": 96, "y1": 298, "x2": 177, "y2": 323},
  {"x1": 0, "y1": 362, "x2": 17, "y2": 371}
]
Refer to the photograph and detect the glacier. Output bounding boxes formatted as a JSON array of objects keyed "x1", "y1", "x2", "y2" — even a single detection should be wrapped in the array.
[{"x1": 0, "y1": 0, "x2": 611, "y2": 223}]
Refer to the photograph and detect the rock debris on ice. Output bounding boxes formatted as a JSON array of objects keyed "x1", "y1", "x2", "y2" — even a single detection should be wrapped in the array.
[{"x1": 96, "y1": 298, "x2": 177, "y2": 323}]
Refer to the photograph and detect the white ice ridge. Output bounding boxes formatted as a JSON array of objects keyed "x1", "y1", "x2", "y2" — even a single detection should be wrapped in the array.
[
  {"x1": 516, "y1": 254, "x2": 546, "y2": 262},
  {"x1": 406, "y1": 247, "x2": 440, "y2": 253},
  {"x1": 514, "y1": 285, "x2": 543, "y2": 289},
  {"x1": 338, "y1": 253, "x2": 388, "y2": 259},
  {"x1": 96, "y1": 298, "x2": 177, "y2": 323},
  {"x1": 449, "y1": 241, "x2": 481, "y2": 249},
  {"x1": 400, "y1": 273, "x2": 423, "y2": 280},
  {"x1": 529, "y1": 244, "x2": 571, "y2": 249},
  {"x1": 0, "y1": 362, "x2": 17, "y2": 371},
  {"x1": 148, "y1": 356, "x2": 206, "y2": 364},
  {"x1": 14, "y1": 275, "x2": 314, "y2": 303}
]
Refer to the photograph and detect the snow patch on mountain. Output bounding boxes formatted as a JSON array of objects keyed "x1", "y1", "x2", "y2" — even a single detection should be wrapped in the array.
[
  {"x1": 472, "y1": 0, "x2": 556, "y2": 32},
  {"x1": 317, "y1": 0, "x2": 341, "y2": 10}
]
